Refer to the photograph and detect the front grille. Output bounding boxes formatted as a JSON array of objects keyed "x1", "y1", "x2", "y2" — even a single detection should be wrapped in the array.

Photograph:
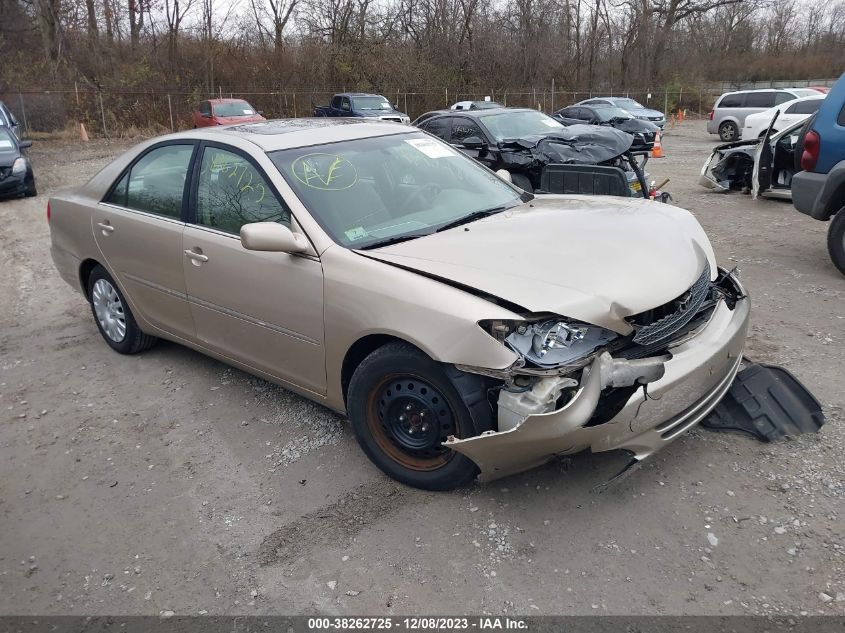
[{"x1": 630, "y1": 263, "x2": 711, "y2": 346}]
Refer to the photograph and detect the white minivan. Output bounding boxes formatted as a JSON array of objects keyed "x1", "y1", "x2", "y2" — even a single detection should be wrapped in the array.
[{"x1": 707, "y1": 88, "x2": 820, "y2": 141}]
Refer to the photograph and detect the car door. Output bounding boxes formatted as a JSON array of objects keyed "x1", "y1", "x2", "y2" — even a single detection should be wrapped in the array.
[
  {"x1": 752, "y1": 112, "x2": 780, "y2": 197},
  {"x1": 181, "y1": 142, "x2": 326, "y2": 394},
  {"x1": 96, "y1": 142, "x2": 197, "y2": 338}
]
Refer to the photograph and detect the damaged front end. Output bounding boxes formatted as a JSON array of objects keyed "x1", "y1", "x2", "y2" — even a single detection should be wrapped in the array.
[
  {"x1": 498, "y1": 125, "x2": 650, "y2": 198},
  {"x1": 449, "y1": 267, "x2": 749, "y2": 481},
  {"x1": 699, "y1": 140, "x2": 757, "y2": 192}
]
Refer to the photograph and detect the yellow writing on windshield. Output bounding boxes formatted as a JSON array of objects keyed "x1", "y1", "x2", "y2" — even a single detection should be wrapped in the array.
[{"x1": 292, "y1": 153, "x2": 358, "y2": 191}]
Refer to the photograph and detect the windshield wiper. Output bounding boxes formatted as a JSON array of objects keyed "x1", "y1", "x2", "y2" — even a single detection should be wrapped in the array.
[
  {"x1": 357, "y1": 232, "x2": 433, "y2": 250},
  {"x1": 435, "y1": 206, "x2": 509, "y2": 232}
]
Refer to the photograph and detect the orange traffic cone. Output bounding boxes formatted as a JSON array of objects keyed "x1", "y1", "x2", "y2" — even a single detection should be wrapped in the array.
[
  {"x1": 651, "y1": 132, "x2": 664, "y2": 158},
  {"x1": 80, "y1": 123, "x2": 89, "y2": 142}
]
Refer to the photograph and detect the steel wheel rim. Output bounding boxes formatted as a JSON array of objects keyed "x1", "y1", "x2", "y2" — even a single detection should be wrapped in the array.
[
  {"x1": 366, "y1": 374, "x2": 458, "y2": 471},
  {"x1": 92, "y1": 279, "x2": 127, "y2": 343}
]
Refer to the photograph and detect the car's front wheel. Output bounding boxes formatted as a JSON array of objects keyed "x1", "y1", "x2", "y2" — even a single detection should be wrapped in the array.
[
  {"x1": 827, "y1": 209, "x2": 845, "y2": 276},
  {"x1": 347, "y1": 342, "x2": 493, "y2": 490},
  {"x1": 719, "y1": 121, "x2": 739, "y2": 142},
  {"x1": 87, "y1": 265, "x2": 157, "y2": 354}
]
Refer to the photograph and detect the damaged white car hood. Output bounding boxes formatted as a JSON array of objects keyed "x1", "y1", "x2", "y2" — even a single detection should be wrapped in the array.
[{"x1": 360, "y1": 195, "x2": 717, "y2": 334}]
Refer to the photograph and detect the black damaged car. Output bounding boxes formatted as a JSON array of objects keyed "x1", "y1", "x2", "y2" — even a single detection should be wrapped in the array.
[
  {"x1": 0, "y1": 126, "x2": 36, "y2": 199},
  {"x1": 552, "y1": 104, "x2": 658, "y2": 151},
  {"x1": 413, "y1": 107, "x2": 648, "y2": 196}
]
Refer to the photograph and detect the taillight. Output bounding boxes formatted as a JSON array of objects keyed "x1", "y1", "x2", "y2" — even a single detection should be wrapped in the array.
[
  {"x1": 709, "y1": 110, "x2": 714, "y2": 120},
  {"x1": 47, "y1": 201, "x2": 51, "y2": 222},
  {"x1": 800, "y1": 130, "x2": 820, "y2": 172}
]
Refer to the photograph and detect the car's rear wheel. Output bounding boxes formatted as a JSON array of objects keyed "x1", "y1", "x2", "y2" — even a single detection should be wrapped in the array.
[
  {"x1": 347, "y1": 342, "x2": 493, "y2": 490},
  {"x1": 719, "y1": 121, "x2": 739, "y2": 142},
  {"x1": 87, "y1": 265, "x2": 157, "y2": 354},
  {"x1": 827, "y1": 209, "x2": 845, "y2": 276}
]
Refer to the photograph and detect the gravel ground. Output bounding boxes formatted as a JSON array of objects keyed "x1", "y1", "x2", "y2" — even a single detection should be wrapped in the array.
[{"x1": 0, "y1": 124, "x2": 843, "y2": 616}]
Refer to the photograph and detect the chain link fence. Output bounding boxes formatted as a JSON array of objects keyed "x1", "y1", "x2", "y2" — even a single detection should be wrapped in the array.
[{"x1": 2, "y1": 78, "x2": 837, "y2": 137}]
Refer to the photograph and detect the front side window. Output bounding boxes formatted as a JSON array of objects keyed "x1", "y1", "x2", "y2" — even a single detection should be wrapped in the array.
[
  {"x1": 106, "y1": 144, "x2": 193, "y2": 218},
  {"x1": 450, "y1": 117, "x2": 485, "y2": 143},
  {"x1": 200, "y1": 101, "x2": 211, "y2": 116},
  {"x1": 479, "y1": 110, "x2": 564, "y2": 141},
  {"x1": 196, "y1": 146, "x2": 290, "y2": 234},
  {"x1": 270, "y1": 132, "x2": 523, "y2": 249}
]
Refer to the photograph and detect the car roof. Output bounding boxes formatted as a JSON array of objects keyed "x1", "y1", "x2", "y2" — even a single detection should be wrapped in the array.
[
  {"x1": 207, "y1": 98, "x2": 251, "y2": 104},
  {"x1": 159, "y1": 118, "x2": 413, "y2": 151},
  {"x1": 721, "y1": 87, "x2": 809, "y2": 96},
  {"x1": 423, "y1": 107, "x2": 534, "y2": 119},
  {"x1": 336, "y1": 92, "x2": 385, "y2": 98}
]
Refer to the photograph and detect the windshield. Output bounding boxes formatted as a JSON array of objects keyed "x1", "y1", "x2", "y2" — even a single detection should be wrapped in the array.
[
  {"x1": 270, "y1": 132, "x2": 523, "y2": 249},
  {"x1": 478, "y1": 110, "x2": 564, "y2": 141},
  {"x1": 213, "y1": 101, "x2": 257, "y2": 117},
  {"x1": 0, "y1": 127, "x2": 16, "y2": 149},
  {"x1": 354, "y1": 96, "x2": 393, "y2": 111},
  {"x1": 612, "y1": 98, "x2": 644, "y2": 109},
  {"x1": 593, "y1": 106, "x2": 633, "y2": 122}
]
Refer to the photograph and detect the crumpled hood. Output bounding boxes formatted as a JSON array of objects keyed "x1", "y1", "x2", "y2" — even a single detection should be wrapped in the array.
[
  {"x1": 358, "y1": 196, "x2": 716, "y2": 333},
  {"x1": 502, "y1": 124, "x2": 634, "y2": 164}
]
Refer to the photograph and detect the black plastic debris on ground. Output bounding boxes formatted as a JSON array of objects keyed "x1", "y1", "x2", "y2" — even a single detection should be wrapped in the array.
[{"x1": 702, "y1": 363, "x2": 826, "y2": 442}]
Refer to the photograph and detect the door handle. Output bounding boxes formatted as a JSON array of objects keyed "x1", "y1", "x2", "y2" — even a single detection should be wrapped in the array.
[
  {"x1": 97, "y1": 221, "x2": 115, "y2": 234},
  {"x1": 184, "y1": 249, "x2": 209, "y2": 263}
]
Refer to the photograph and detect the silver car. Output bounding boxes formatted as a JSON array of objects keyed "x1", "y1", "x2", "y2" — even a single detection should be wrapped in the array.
[{"x1": 706, "y1": 88, "x2": 820, "y2": 141}]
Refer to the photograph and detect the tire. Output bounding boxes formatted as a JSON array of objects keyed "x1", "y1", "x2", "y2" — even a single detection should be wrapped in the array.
[
  {"x1": 87, "y1": 265, "x2": 157, "y2": 354},
  {"x1": 719, "y1": 121, "x2": 739, "y2": 142},
  {"x1": 510, "y1": 173, "x2": 534, "y2": 194},
  {"x1": 827, "y1": 209, "x2": 845, "y2": 276},
  {"x1": 24, "y1": 176, "x2": 37, "y2": 197},
  {"x1": 347, "y1": 342, "x2": 494, "y2": 491}
]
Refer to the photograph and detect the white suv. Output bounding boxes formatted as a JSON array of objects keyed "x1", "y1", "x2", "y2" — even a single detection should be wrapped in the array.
[{"x1": 707, "y1": 88, "x2": 821, "y2": 141}]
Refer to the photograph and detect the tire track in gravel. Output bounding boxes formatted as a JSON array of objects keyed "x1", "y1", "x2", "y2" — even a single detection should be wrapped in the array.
[{"x1": 258, "y1": 478, "x2": 432, "y2": 565}]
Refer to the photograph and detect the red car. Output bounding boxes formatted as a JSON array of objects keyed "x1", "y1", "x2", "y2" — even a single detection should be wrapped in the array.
[{"x1": 193, "y1": 98, "x2": 266, "y2": 128}]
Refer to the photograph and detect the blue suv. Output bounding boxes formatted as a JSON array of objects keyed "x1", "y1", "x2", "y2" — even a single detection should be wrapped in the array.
[{"x1": 792, "y1": 71, "x2": 845, "y2": 274}]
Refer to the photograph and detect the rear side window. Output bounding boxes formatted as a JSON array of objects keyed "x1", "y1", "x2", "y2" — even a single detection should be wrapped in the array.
[
  {"x1": 718, "y1": 93, "x2": 744, "y2": 108},
  {"x1": 745, "y1": 92, "x2": 777, "y2": 108},
  {"x1": 105, "y1": 144, "x2": 193, "y2": 219},
  {"x1": 787, "y1": 100, "x2": 822, "y2": 115},
  {"x1": 196, "y1": 146, "x2": 290, "y2": 234},
  {"x1": 419, "y1": 117, "x2": 451, "y2": 142}
]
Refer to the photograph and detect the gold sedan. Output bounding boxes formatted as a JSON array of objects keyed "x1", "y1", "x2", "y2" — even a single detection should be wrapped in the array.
[{"x1": 48, "y1": 119, "x2": 749, "y2": 490}]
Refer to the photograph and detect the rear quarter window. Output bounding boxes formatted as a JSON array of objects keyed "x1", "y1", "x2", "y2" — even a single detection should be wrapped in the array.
[{"x1": 717, "y1": 93, "x2": 744, "y2": 108}]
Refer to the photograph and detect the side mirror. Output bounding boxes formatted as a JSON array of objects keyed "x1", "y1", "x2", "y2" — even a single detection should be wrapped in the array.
[
  {"x1": 462, "y1": 136, "x2": 486, "y2": 150},
  {"x1": 19, "y1": 140, "x2": 33, "y2": 149},
  {"x1": 240, "y1": 222, "x2": 309, "y2": 254},
  {"x1": 394, "y1": 103, "x2": 400, "y2": 110},
  {"x1": 495, "y1": 169, "x2": 513, "y2": 184}
]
